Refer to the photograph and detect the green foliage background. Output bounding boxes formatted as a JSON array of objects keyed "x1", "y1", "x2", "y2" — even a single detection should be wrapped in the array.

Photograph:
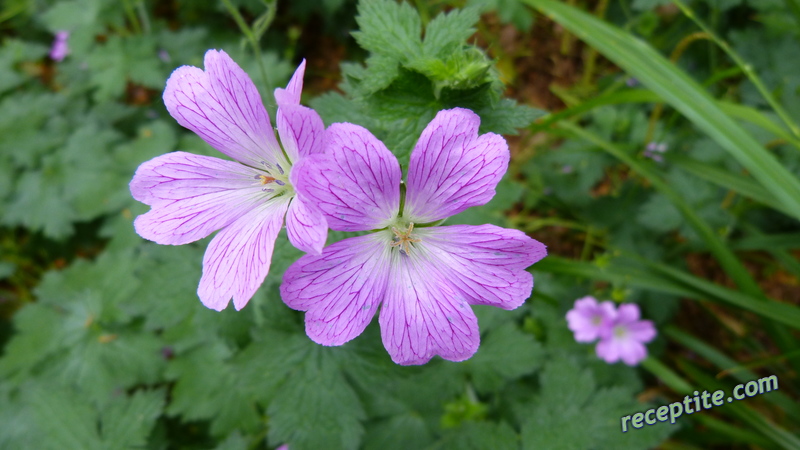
[{"x1": 0, "y1": 0, "x2": 797, "y2": 448}]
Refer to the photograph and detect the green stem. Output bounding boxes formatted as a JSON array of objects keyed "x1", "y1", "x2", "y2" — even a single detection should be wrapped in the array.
[
  {"x1": 122, "y1": 0, "x2": 142, "y2": 34},
  {"x1": 672, "y1": 0, "x2": 800, "y2": 139},
  {"x1": 221, "y1": 0, "x2": 272, "y2": 93}
]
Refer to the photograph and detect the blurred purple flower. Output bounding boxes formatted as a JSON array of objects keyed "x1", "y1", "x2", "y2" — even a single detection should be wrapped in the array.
[
  {"x1": 49, "y1": 31, "x2": 70, "y2": 62},
  {"x1": 566, "y1": 296, "x2": 615, "y2": 342},
  {"x1": 158, "y1": 49, "x2": 171, "y2": 63},
  {"x1": 561, "y1": 165, "x2": 573, "y2": 174},
  {"x1": 644, "y1": 141, "x2": 668, "y2": 163},
  {"x1": 130, "y1": 49, "x2": 327, "y2": 311},
  {"x1": 281, "y1": 108, "x2": 547, "y2": 365},
  {"x1": 625, "y1": 77, "x2": 639, "y2": 87},
  {"x1": 567, "y1": 297, "x2": 656, "y2": 366},
  {"x1": 596, "y1": 303, "x2": 656, "y2": 366}
]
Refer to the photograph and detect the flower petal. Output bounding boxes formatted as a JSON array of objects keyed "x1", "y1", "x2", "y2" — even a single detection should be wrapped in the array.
[
  {"x1": 627, "y1": 319, "x2": 657, "y2": 343},
  {"x1": 404, "y1": 108, "x2": 509, "y2": 223},
  {"x1": 277, "y1": 103, "x2": 325, "y2": 163},
  {"x1": 285, "y1": 194, "x2": 328, "y2": 255},
  {"x1": 379, "y1": 254, "x2": 480, "y2": 365},
  {"x1": 416, "y1": 224, "x2": 546, "y2": 310},
  {"x1": 130, "y1": 151, "x2": 264, "y2": 245},
  {"x1": 281, "y1": 234, "x2": 390, "y2": 346},
  {"x1": 291, "y1": 123, "x2": 401, "y2": 231},
  {"x1": 163, "y1": 49, "x2": 283, "y2": 167},
  {"x1": 274, "y1": 59, "x2": 306, "y2": 107},
  {"x1": 198, "y1": 199, "x2": 289, "y2": 311},
  {"x1": 616, "y1": 303, "x2": 641, "y2": 323}
]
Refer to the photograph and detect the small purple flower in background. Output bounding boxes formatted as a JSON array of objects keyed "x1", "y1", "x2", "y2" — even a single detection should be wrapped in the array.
[
  {"x1": 49, "y1": 31, "x2": 70, "y2": 62},
  {"x1": 157, "y1": 49, "x2": 171, "y2": 63},
  {"x1": 281, "y1": 108, "x2": 547, "y2": 365},
  {"x1": 625, "y1": 77, "x2": 639, "y2": 87},
  {"x1": 130, "y1": 50, "x2": 327, "y2": 311},
  {"x1": 566, "y1": 297, "x2": 656, "y2": 366},
  {"x1": 275, "y1": 445, "x2": 289, "y2": 450},
  {"x1": 595, "y1": 303, "x2": 656, "y2": 366},
  {"x1": 644, "y1": 141, "x2": 668, "y2": 163},
  {"x1": 566, "y1": 296, "x2": 615, "y2": 342}
]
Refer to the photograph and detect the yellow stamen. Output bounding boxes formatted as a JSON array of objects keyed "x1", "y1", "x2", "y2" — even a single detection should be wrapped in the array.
[
  {"x1": 259, "y1": 175, "x2": 276, "y2": 185},
  {"x1": 390, "y1": 222, "x2": 421, "y2": 255}
]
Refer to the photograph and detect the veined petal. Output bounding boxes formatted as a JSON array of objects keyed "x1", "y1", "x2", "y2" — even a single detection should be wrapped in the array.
[
  {"x1": 281, "y1": 234, "x2": 391, "y2": 346},
  {"x1": 198, "y1": 198, "x2": 289, "y2": 311},
  {"x1": 404, "y1": 108, "x2": 509, "y2": 223},
  {"x1": 277, "y1": 103, "x2": 325, "y2": 163},
  {"x1": 291, "y1": 123, "x2": 401, "y2": 231},
  {"x1": 416, "y1": 224, "x2": 547, "y2": 310},
  {"x1": 286, "y1": 194, "x2": 328, "y2": 255},
  {"x1": 163, "y1": 49, "x2": 283, "y2": 167},
  {"x1": 274, "y1": 59, "x2": 306, "y2": 107},
  {"x1": 130, "y1": 151, "x2": 264, "y2": 245},
  {"x1": 379, "y1": 254, "x2": 480, "y2": 365}
]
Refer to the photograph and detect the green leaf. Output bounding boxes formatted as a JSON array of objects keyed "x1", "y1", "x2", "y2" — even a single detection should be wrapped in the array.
[
  {"x1": 87, "y1": 35, "x2": 164, "y2": 102},
  {"x1": 353, "y1": 0, "x2": 422, "y2": 60},
  {"x1": 362, "y1": 414, "x2": 434, "y2": 450},
  {"x1": 268, "y1": 348, "x2": 365, "y2": 450},
  {"x1": 473, "y1": 324, "x2": 543, "y2": 391},
  {"x1": 520, "y1": 356, "x2": 673, "y2": 449},
  {"x1": 23, "y1": 384, "x2": 104, "y2": 450},
  {"x1": 432, "y1": 421, "x2": 518, "y2": 450},
  {"x1": 166, "y1": 341, "x2": 262, "y2": 436},
  {"x1": 39, "y1": 0, "x2": 100, "y2": 31},
  {"x1": 100, "y1": 389, "x2": 165, "y2": 448},
  {"x1": 422, "y1": 7, "x2": 481, "y2": 57}
]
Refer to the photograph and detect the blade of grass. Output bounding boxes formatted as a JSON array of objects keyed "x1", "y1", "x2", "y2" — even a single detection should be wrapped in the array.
[
  {"x1": 719, "y1": 101, "x2": 800, "y2": 150},
  {"x1": 523, "y1": 0, "x2": 800, "y2": 221},
  {"x1": 557, "y1": 121, "x2": 764, "y2": 298},
  {"x1": 535, "y1": 255, "x2": 800, "y2": 330},
  {"x1": 667, "y1": 154, "x2": 792, "y2": 216},
  {"x1": 677, "y1": 360, "x2": 800, "y2": 450},
  {"x1": 671, "y1": 0, "x2": 800, "y2": 139},
  {"x1": 664, "y1": 326, "x2": 800, "y2": 418}
]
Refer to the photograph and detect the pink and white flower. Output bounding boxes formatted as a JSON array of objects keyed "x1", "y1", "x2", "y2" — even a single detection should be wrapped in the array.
[
  {"x1": 281, "y1": 108, "x2": 547, "y2": 365},
  {"x1": 130, "y1": 50, "x2": 327, "y2": 311}
]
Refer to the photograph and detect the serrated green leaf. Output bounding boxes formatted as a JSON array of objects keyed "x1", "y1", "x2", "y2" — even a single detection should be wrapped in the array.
[
  {"x1": 353, "y1": 0, "x2": 422, "y2": 60},
  {"x1": 25, "y1": 384, "x2": 104, "y2": 450},
  {"x1": 100, "y1": 389, "x2": 165, "y2": 448},
  {"x1": 466, "y1": 323, "x2": 544, "y2": 393},
  {"x1": 421, "y1": 7, "x2": 480, "y2": 57},
  {"x1": 268, "y1": 348, "x2": 365, "y2": 450}
]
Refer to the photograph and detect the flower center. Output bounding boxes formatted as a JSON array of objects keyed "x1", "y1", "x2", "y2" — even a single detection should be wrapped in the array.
[
  {"x1": 613, "y1": 325, "x2": 627, "y2": 338},
  {"x1": 591, "y1": 315, "x2": 602, "y2": 326},
  {"x1": 253, "y1": 161, "x2": 292, "y2": 198},
  {"x1": 390, "y1": 222, "x2": 421, "y2": 256}
]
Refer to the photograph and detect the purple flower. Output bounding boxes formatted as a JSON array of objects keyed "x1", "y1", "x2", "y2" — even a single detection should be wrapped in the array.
[
  {"x1": 595, "y1": 303, "x2": 656, "y2": 366},
  {"x1": 565, "y1": 296, "x2": 616, "y2": 342},
  {"x1": 130, "y1": 50, "x2": 327, "y2": 311},
  {"x1": 280, "y1": 108, "x2": 547, "y2": 365},
  {"x1": 49, "y1": 31, "x2": 70, "y2": 62},
  {"x1": 644, "y1": 141, "x2": 668, "y2": 163}
]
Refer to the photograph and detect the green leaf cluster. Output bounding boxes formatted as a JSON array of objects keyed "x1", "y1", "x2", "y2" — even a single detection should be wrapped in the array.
[{"x1": 312, "y1": 0, "x2": 543, "y2": 167}]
